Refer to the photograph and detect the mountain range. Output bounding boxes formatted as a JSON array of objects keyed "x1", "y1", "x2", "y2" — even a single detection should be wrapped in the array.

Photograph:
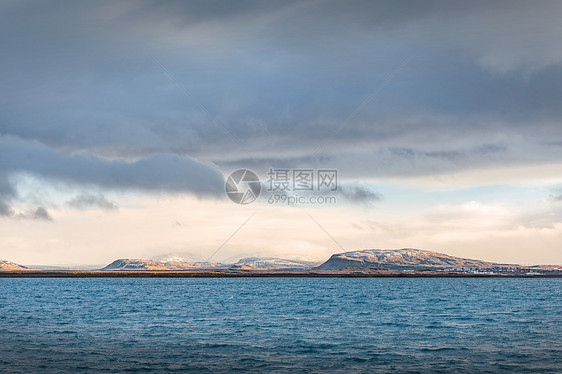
[
  {"x1": 1, "y1": 248, "x2": 560, "y2": 272},
  {"x1": 102, "y1": 259, "x2": 222, "y2": 271},
  {"x1": 102, "y1": 257, "x2": 321, "y2": 271}
]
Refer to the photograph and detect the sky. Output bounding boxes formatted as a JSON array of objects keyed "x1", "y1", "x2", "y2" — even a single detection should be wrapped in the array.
[{"x1": 1, "y1": 0, "x2": 561, "y2": 266}]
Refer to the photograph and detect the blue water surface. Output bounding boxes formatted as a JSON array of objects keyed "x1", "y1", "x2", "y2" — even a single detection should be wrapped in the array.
[{"x1": 0, "y1": 278, "x2": 560, "y2": 373}]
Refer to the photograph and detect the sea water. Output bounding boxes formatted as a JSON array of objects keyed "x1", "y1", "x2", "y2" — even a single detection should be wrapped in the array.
[{"x1": 0, "y1": 278, "x2": 560, "y2": 373}]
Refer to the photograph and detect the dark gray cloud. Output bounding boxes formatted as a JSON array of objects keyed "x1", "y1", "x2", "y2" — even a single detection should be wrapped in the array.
[
  {"x1": 222, "y1": 138, "x2": 561, "y2": 181},
  {"x1": 338, "y1": 183, "x2": 383, "y2": 205},
  {"x1": 0, "y1": 200, "x2": 14, "y2": 216},
  {"x1": 0, "y1": 136, "x2": 225, "y2": 215},
  {"x1": 0, "y1": 203, "x2": 53, "y2": 221},
  {"x1": 67, "y1": 193, "x2": 118, "y2": 211},
  {"x1": 27, "y1": 207, "x2": 53, "y2": 221},
  {"x1": 0, "y1": 136, "x2": 224, "y2": 194},
  {"x1": 0, "y1": 0, "x2": 561, "y2": 206}
]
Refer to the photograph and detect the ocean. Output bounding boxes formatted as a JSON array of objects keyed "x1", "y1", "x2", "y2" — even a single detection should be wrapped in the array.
[{"x1": 0, "y1": 278, "x2": 560, "y2": 373}]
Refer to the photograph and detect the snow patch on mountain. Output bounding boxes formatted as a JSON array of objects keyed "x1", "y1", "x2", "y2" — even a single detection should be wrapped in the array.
[
  {"x1": 316, "y1": 248, "x2": 501, "y2": 270},
  {"x1": 231, "y1": 257, "x2": 322, "y2": 270}
]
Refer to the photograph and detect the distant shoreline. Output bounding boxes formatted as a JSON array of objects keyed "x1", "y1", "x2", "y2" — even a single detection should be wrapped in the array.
[{"x1": 1, "y1": 270, "x2": 561, "y2": 278}]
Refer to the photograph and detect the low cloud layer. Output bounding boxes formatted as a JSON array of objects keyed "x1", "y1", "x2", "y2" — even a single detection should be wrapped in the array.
[
  {"x1": 27, "y1": 207, "x2": 53, "y2": 221},
  {"x1": 0, "y1": 136, "x2": 225, "y2": 216},
  {"x1": 0, "y1": 204, "x2": 53, "y2": 221},
  {"x1": 67, "y1": 193, "x2": 119, "y2": 211},
  {"x1": 338, "y1": 183, "x2": 383, "y2": 205}
]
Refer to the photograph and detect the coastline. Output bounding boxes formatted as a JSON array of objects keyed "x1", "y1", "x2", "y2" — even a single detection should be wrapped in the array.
[{"x1": 1, "y1": 269, "x2": 561, "y2": 278}]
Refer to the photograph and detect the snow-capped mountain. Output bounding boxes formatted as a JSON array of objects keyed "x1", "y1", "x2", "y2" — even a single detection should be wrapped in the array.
[
  {"x1": 231, "y1": 257, "x2": 321, "y2": 270},
  {"x1": 316, "y1": 248, "x2": 501, "y2": 270},
  {"x1": 102, "y1": 259, "x2": 221, "y2": 270},
  {"x1": 152, "y1": 253, "x2": 201, "y2": 263},
  {"x1": 0, "y1": 259, "x2": 27, "y2": 270},
  {"x1": 102, "y1": 256, "x2": 321, "y2": 271}
]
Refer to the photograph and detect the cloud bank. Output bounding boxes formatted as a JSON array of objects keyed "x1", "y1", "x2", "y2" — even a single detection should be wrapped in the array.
[
  {"x1": 0, "y1": 136, "x2": 225, "y2": 216},
  {"x1": 1, "y1": 0, "x2": 561, "y2": 176}
]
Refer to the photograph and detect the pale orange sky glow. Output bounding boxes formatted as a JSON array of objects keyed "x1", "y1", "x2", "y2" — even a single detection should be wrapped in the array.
[{"x1": 2, "y1": 175, "x2": 561, "y2": 266}]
